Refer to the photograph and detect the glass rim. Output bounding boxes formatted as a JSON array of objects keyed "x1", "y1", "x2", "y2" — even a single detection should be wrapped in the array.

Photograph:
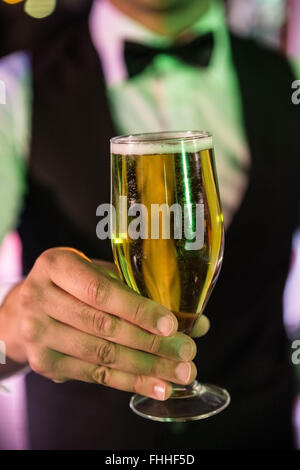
[{"x1": 110, "y1": 130, "x2": 212, "y2": 145}]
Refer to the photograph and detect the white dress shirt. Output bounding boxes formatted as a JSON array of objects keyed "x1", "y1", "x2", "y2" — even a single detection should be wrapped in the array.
[{"x1": 90, "y1": 0, "x2": 251, "y2": 227}]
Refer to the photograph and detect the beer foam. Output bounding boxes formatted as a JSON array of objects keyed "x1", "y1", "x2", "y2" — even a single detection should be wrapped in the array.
[{"x1": 111, "y1": 133, "x2": 213, "y2": 155}]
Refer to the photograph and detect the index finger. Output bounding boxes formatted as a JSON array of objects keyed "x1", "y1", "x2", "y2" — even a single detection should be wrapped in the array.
[{"x1": 39, "y1": 248, "x2": 178, "y2": 336}]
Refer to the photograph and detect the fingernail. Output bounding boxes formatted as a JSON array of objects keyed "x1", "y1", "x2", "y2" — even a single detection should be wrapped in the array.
[
  {"x1": 175, "y1": 363, "x2": 191, "y2": 383},
  {"x1": 154, "y1": 384, "x2": 166, "y2": 400},
  {"x1": 179, "y1": 341, "x2": 194, "y2": 361},
  {"x1": 157, "y1": 315, "x2": 175, "y2": 336}
]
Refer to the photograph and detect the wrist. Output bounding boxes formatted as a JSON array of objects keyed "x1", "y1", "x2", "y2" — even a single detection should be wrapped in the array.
[{"x1": 0, "y1": 282, "x2": 28, "y2": 364}]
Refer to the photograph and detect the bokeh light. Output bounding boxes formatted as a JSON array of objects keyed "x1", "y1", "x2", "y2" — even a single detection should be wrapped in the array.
[
  {"x1": 2, "y1": 0, "x2": 24, "y2": 4},
  {"x1": 24, "y1": 0, "x2": 56, "y2": 18}
]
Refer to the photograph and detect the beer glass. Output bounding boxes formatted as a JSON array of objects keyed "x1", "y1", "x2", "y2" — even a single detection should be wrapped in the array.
[{"x1": 110, "y1": 131, "x2": 230, "y2": 421}]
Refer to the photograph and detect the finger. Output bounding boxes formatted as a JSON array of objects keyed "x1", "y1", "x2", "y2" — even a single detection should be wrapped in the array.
[
  {"x1": 38, "y1": 248, "x2": 178, "y2": 336},
  {"x1": 44, "y1": 319, "x2": 197, "y2": 385},
  {"x1": 41, "y1": 351, "x2": 174, "y2": 401},
  {"x1": 44, "y1": 283, "x2": 196, "y2": 361},
  {"x1": 91, "y1": 259, "x2": 120, "y2": 280},
  {"x1": 190, "y1": 315, "x2": 210, "y2": 338}
]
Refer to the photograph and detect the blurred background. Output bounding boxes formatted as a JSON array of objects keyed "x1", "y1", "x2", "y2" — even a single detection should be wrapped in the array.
[
  {"x1": 0, "y1": 0, "x2": 300, "y2": 450},
  {"x1": 1, "y1": 0, "x2": 300, "y2": 57}
]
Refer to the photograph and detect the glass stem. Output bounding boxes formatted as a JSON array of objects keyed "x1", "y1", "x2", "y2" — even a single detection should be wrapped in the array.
[{"x1": 171, "y1": 380, "x2": 198, "y2": 398}]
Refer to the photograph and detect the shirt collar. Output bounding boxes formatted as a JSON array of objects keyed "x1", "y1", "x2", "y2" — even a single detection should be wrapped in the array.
[{"x1": 89, "y1": 0, "x2": 229, "y2": 85}]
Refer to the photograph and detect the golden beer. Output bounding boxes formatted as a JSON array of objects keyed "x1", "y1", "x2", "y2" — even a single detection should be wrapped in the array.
[{"x1": 111, "y1": 134, "x2": 223, "y2": 334}]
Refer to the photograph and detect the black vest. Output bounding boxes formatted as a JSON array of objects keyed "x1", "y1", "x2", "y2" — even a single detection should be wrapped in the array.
[{"x1": 19, "y1": 21, "x2": 300, "y2": 449}]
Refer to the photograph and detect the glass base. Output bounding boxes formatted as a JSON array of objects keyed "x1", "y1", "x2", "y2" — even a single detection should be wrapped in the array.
[{"x1": 130, "y1": 381, "x2": 230, "y2": 422}]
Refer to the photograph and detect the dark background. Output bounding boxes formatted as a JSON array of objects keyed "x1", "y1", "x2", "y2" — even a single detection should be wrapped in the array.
[{"x1": 0, "y1": 0, "x2": 93, "y2": 58}]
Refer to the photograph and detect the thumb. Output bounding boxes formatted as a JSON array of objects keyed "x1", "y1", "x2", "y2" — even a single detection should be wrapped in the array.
[{"x1": 190, "y1": 314, "x2": 210, "y2": 338}]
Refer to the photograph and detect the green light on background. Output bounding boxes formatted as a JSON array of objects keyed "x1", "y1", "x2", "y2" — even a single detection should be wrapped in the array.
[{"x1": 24, "y1": 0, "x2": 56, "y2": 18}]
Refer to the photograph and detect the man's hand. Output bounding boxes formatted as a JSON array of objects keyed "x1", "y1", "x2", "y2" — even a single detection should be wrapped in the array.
[
  {"x1": 0, "y1": 247, "x2": 209, "y2": 401},
  {"x1": 92, "y1": 258, "x2": 211, "y2": 339}
]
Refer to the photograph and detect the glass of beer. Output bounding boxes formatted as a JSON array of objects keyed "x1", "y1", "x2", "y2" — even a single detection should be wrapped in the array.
[{"x1": 110, "y1": 131, "x2": 230, "y2": 421}]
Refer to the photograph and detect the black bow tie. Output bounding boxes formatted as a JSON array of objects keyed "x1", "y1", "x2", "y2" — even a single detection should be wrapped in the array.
[{"x1": 124, "y1": 32, "x2": 214, "y2": 79}]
